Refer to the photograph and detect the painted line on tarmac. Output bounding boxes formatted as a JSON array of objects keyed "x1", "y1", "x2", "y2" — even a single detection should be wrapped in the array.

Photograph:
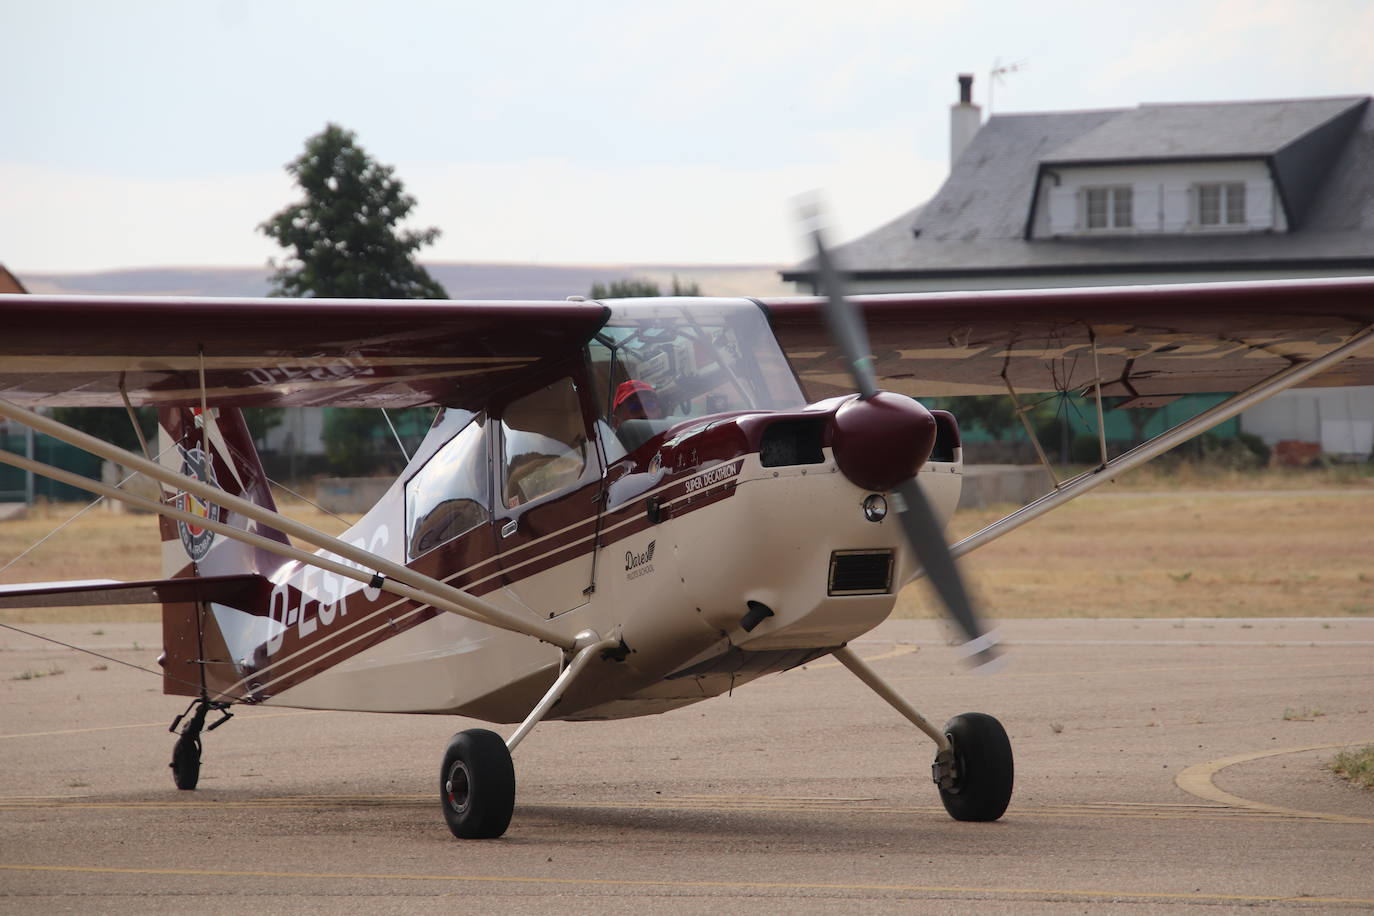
[
  {"x1": 0, "y1": 793, "x2": 1338, "y2": 823},
  {"x1": 892, "y1": 656, "x2": 1374, "y2": 684},
  {"x1": 0, "y1": 863, "x2": 1369, "y2": 906},
  {"x1": 1176, "y1": 740, "x2": 1374, "y2": 825}
]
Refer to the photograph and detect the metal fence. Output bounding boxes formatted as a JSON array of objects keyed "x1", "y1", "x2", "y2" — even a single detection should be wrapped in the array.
[{"x1": 0, "y1": 432, "x2": 105, "y2": 503}]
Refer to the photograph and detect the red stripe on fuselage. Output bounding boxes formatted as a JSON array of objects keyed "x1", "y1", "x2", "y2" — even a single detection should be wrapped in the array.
[{"x1": 228, "y1": 466, "x2": 746, "y2": 701}]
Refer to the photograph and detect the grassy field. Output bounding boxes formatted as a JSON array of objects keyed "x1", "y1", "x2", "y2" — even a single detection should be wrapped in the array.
[
  {"x1": 2, "y1": 466, "x2": 1372, "y2": 623},
  {"x1": 896, "y1": 484, "x2": 1374, "y2": 619},
  {"x1": 0, "y1": 501, "x2": 359, "y2": 624}
]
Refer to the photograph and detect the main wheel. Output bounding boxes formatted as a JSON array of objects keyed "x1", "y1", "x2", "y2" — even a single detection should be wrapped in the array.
[
  {"x1": 440, "y1": 728, "x2": 515, "y2": 839},
  {"x1": 937, "y1": 712, "x2": 1013, "y2": 822},
  {"x1": 170, "y1": 733, "x2": 201, "y2": 790}
]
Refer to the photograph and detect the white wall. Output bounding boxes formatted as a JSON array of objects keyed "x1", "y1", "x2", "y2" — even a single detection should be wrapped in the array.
[
  {"x1": 261, "y1": 408, "x2": 327, "y2": 456},
  {"x1": 1030, "y1": 160, "x2": 1284, "y2": 239},
  {"x1": 1239, "y1": 388, "x2": 1374, "y2": 454}
]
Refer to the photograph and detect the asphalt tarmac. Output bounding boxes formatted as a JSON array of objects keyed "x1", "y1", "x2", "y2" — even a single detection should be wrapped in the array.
[{"x1": 2, "y1": 617, "x2": 1373, "y2": 913}]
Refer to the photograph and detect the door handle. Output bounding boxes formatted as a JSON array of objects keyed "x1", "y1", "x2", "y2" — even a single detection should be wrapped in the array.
[{"x1": 501, "y1": 519, "x2": 517, "y2": 538}]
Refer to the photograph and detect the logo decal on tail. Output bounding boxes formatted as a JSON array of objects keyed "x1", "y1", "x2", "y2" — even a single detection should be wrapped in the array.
[{"x1": 175, "y1": 444, "x2": 225, "y2": 561}]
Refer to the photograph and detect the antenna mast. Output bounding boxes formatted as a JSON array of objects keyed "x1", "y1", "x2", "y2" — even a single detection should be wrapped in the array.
[{"x1": 988, "y1": 57, "x2": 1029, "y2": 113}]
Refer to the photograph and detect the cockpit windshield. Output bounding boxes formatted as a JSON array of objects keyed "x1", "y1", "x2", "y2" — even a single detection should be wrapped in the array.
[{"x1": 589, "y1": 300, "x2": 807, "y2": 452}]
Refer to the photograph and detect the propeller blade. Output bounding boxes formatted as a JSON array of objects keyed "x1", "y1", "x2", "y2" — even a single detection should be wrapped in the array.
[
  {"x1": 802, "y1": 203, "x2": 1000, "y2": 670},
  {"x1": 807, "y1": 224, "x2": 879, "y2": 400},
  {"x1": 894, "y1": 478, "x2": 1000, "y2": 669}
]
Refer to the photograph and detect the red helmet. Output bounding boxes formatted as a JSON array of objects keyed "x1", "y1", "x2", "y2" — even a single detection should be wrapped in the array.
[
  {"x1": 613, "y1": 380, "x2": 661, "y2": 422},
  {"x1": 614, "y1": 380, "x2": 656, "y2": 410}
]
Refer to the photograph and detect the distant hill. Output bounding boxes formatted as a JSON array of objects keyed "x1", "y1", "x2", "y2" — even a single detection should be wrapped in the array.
[{"x1": 19, "y1": 262, "x2": 793, "y2": 300}]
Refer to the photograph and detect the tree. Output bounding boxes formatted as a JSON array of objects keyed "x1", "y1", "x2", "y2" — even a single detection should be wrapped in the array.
[
  {"x1": 50, "y1": 407, "x2": 156, "y2": 455},
  {"x1": 259, "y1": 123, "x2": 448, "y2": 299},
  {"x1": 260, "y1": 124, "x2": 447, "y2": 475},
  {"x1": 589, "y1": 275, "x2": 701, "y2": 299},
  {"x1": 242, "y1": 407, "x2": 285, "y2": 445},
  {"x1": 322, "y1": 406, "x2": 435, "y2": 476},
  {"x1": 924, "y1": 395, "x2": 1024, "y2": 441}
]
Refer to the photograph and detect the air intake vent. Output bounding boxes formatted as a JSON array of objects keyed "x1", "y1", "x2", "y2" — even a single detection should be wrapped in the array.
[
  {"x1": 760, "y1": 418, "x2": 825, "y2": 467},
  {"x1": 928, "y1": 409, "x2": 961, "y2": 463},
  {"x1": 828, "y1": 550, "x2": 894, "y2": 596}
]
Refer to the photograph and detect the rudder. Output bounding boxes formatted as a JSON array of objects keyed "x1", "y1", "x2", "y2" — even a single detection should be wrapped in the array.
[{"x1": 156, "y1": 406, "x2": 287, "y2": 698}]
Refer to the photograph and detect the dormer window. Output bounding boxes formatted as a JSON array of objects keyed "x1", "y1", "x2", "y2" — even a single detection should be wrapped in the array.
[
  {"x1": 1083, "y1": 186, "x2": 1132, "y2": 229},
  {"x1": 1034, "y1": 162, "x2": 1285, "y2": 239},
  {"x1": 1196, "y1": 182, "x2": 1246, "y2": 226}
]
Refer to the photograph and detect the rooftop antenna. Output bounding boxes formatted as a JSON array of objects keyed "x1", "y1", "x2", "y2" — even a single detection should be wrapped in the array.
[{"x1": 988, "y1": 57, "x2": 1028, "y2": 114}]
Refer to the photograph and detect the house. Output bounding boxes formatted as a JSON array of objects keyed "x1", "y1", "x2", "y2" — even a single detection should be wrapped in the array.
[
  {"x1": 785, "y1": 83, "x2": 1373, "y2": 293},
  {"x1": 783, "y1": 80, "x2": 1374, "y2": 458}
]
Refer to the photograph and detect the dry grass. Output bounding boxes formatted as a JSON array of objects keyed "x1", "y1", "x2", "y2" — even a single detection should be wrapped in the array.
[
  {"x1": 1330, "y1": 746, "x2": 1374, "y2": 790},
  {"x1": 0, "y1": 499, "x2": 358, "y2": 624},
  {"x1": 3, "y1": 468, "x2": 1372, "y2": 624},
  {"x1": 896, "y1": 481, "x2": 1374, "y2": 619},
  {"x1": 1079, "y1": 460, "x2": 1374, "y2": 492}
]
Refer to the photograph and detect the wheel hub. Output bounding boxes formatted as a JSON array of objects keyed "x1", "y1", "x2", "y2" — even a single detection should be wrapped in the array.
[
  {"x1": 932, "y1": 746, "x2": 959, "y2": 791},
  {"x1": 446, "y1": 762, "x2": 471, "y2": 813}
]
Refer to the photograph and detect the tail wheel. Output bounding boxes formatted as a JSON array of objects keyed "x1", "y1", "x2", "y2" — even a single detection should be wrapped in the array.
[
  {"x1": 170, "y1": 733, "x2": 201, "y2": 790},
  {"x1": 440, "y1": 728, "x2": 515, "y2": 839},
  {"x1": 937, "y1": 712, "x2": 1013, "y2": 822}
]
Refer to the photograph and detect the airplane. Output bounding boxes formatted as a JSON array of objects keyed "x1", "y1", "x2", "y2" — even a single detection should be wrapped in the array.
[{"x1": 0, "y1": 237, "x2": 1372, "y2": 839}]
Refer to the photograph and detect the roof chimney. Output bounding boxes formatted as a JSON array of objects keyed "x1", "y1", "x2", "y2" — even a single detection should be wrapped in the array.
[{"x1": 950, "y1": 73, "x2": 982, "y2": 167}]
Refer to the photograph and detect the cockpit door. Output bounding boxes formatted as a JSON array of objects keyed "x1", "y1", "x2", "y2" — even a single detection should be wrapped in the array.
[{"x1": 491, "y1": 372, "x2": 604, "y2": 618}]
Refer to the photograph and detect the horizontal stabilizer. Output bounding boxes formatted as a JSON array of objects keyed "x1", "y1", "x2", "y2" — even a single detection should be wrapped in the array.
[{"x1": 0, "y1": 573, "x2": 268, "y2": 609}]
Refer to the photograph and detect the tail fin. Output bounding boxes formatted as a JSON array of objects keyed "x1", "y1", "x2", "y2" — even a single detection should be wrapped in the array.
[
  {"x1": 157, "y1": 406, "x2": 286, "y2": 698},
  {"x1": 156, "y1": 406, "x2": 286, "y2": 580}
]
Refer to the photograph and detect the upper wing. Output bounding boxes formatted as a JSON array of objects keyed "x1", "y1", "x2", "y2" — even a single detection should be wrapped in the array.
[
  {"x1": 762, "y1": 277, "x2": 1374, "y2": 400},
  {"x1": 0, "y1": 295, "x2": 610, "y2": 408}
]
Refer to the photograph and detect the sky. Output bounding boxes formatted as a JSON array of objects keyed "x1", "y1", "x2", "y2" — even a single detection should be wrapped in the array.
[{"x1": 3, "y1": 0, "x2": 1371, "y2": 273}]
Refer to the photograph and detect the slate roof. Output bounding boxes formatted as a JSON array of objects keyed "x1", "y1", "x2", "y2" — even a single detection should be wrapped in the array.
[
  {"x1": 1043, "y1": 96, "x2": 1367, "y2": 163},
  {"x1": 784, "y1": 95, "x2": 1374, "y2": 285}
]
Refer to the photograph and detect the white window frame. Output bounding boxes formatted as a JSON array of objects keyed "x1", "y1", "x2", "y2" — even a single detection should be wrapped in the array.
[
  {"x1": 1194, "y1": 182, "x2": 1247, "y2": 227},
  {"x1": 1081, "y1": 185, "x2": 1133, "y2": 231}
]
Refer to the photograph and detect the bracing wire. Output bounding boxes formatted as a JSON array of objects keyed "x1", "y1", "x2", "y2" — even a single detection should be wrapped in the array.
[
  {"x1": 264, "y1": 478, "x2": 350, "y2": 526},
  {"x1": 0, "y1": 621, "x2": 240, "y2": 702},
  {"x1": 380, "y1": 409, "x2": 411, "y2": 463},
  {"x1": 0, "y1": 440, "x2": 179, "y2": 578}
]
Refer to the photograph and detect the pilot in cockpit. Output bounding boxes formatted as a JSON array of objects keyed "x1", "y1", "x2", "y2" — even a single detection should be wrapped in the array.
[{"x1": 611, "y1": 380, "x2": 663, "y2": 427}]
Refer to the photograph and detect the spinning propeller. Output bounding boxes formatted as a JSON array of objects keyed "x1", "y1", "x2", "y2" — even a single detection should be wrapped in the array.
[{"x1": 804, "y1": 209, "x2": 1000, "y2": 670}]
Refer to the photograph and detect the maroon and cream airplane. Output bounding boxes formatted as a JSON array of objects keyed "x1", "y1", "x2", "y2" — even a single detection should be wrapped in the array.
[{"x1": 1, "y1": 247, "x2": 1372, "y2": 838}]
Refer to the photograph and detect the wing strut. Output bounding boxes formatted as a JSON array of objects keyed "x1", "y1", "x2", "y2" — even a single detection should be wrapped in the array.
[
  {"x1": 0, "y1": 398, "x2": 576, "y2": 650},
  {"x1": 0, "y1": 444, "x2": 566, "y2": 646},
  {"x1": 943, "y1": 323, "x2": 1374, "y2": 564}
]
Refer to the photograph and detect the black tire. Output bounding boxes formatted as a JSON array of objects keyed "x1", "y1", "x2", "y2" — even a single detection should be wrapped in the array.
[
  {"x1": 937, "y1": 712, "x2": 1013, "y2": 822},
  {"x1": 440, "y1": 728, "x2": 515, "y2": 839},
  {"x1": 170, "y1": 734, "x2": 201, "y2": 790}
]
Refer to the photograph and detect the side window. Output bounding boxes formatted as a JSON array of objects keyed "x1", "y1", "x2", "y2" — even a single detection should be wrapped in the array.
[
  {"x1": 586, "y1": 339, "x2": 628, "y2": 464},
  {"x1": 501, "y1": 378, "x2": 588, "y2": 508},
  {"x1": 406, "y1": 416, "x2": 490, "y2": 559}
]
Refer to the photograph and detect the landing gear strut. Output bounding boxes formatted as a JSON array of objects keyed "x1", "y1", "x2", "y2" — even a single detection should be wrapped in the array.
[
  {"x1": 438, "y1": 629, "x2": 621, "y2": 839},
  {"x1": 830, "y1": 646, "x2": 1014, "y2": 821},
  {"x1": 168, "y1": 697, "x2": 233, "y2": 790}
]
